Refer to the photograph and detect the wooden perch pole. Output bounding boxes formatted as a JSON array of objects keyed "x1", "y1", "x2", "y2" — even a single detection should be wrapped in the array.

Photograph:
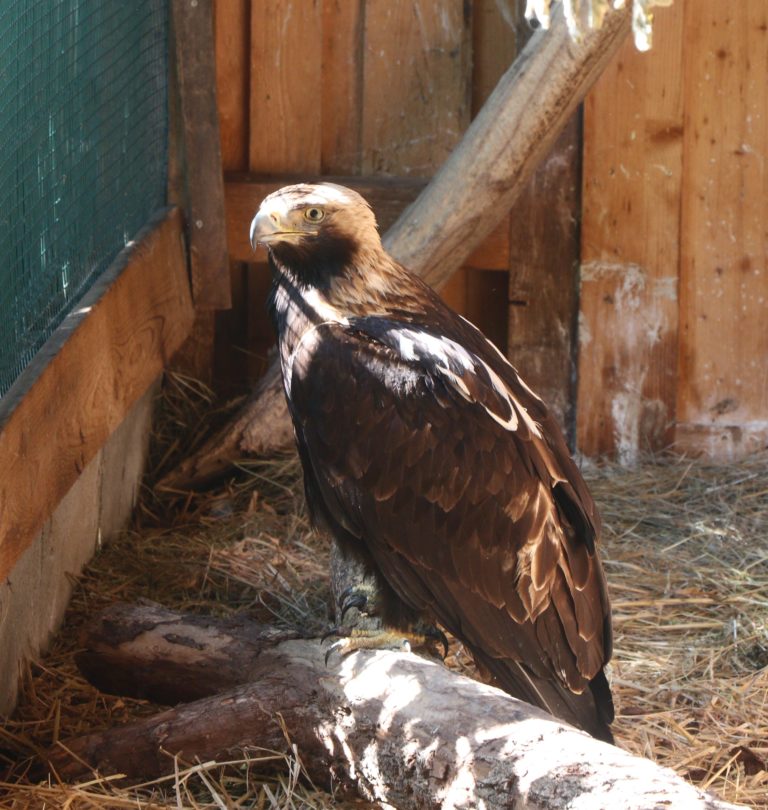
[
  {"x1": 162, "y1": 3, "x2": 632, "y2": 489},
  {"x1": 50, "y1": 602, "x2": 744, "y2": 810}
]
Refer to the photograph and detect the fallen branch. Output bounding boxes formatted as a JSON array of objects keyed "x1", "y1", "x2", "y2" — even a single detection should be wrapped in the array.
[
  {"x1": 162, "y1": 4, "x2": 632, "y2": 489},
  {"x1": 74, "y1": 601, "x2": 299, "y2": 703},
  {"x1": 49, "y1": 602, "x2": 744, "y2": 809},
  {"x1": 159, "y1": 360, "x2": 291, "y2": 490}
]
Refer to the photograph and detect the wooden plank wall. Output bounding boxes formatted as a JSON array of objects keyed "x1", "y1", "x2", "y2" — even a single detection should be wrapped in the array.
[{"x1": 578, "y1": 0, "x2": 768, "y2": 461}]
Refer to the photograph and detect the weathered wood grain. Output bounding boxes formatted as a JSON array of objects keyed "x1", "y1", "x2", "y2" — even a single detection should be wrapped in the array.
[
  {"x1": 385, "y1": 3, "x2": 631, "y2": 290},
  {"x1": 0, "y1": 209, "x2": 194, "y2": 581},
  {"x1": 172, "y1": 0, "x2": 231, "y2": 309},
  {"x1": 76, "y1": 602, "x2": 300, "y2": 704},
  {"x1": 212, "y1": 0, "x2": 253, "y2": 391},
  {"x1": 360, "y1": 0, "x2": 472, "y2": 178},
  {"x1": 508, "y1": 115, "x2": 581, "y2": 439},
  {"x1": 577, "y1": 1, "x2": 683, "y2": 461},
  {"x1": 249, "y1": 0, "x2": 323, "y2": 173},
  {"x1": 214, "y1": 0, "x2": 249, "y2": 172},
  {"x1": 321, "y1": 0, "x2": 364, "y2": 174},
  {"x1": 471, "y1": 0, "x2": 524, "y2": 115},
  {"x1": 676, "y1": 0, "x2": 768, "y2": 460}
]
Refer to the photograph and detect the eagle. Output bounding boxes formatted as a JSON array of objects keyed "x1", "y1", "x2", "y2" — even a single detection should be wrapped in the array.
[{"x1": 250, "y1": 183, "x2": 614, "y2": 742}]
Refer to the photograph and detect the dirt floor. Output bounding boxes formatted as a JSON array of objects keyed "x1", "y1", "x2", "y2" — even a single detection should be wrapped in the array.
[{"x1": 0, "y1": 379, "x2": 766, "y2": 808}]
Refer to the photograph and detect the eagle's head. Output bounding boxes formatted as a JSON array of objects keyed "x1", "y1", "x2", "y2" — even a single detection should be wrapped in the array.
[
  {"x1": 250, "y1": 182, "x2": 430, "y2": 315},
  {"x1": 250, "y1": 183, "x2": 383, "y2": 283}
]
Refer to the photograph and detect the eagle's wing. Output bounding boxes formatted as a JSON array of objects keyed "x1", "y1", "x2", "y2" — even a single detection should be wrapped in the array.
[{"x1": 286, "y1": 316, "x2": 613, "y2": 737}]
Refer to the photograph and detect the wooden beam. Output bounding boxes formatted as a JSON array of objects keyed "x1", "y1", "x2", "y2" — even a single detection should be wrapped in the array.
[
  {"x1": 676, "y1": 0, "x2": 768, "y2": 460},
  {"x1": 508, "y1": 114, "x2": 582, "y2": 440},
  {"x1": 0, "y1": 208, "x2": 194, "y2": 581},
  {"x1": 224, "y1": 174, "x2": 510, "y2": 271},
  {"x1": 577, "y1": 1, "x2": 683, "y2": 462},
  {"x1": 172, "y1": 0, "x2": 230, "y2": 309}
]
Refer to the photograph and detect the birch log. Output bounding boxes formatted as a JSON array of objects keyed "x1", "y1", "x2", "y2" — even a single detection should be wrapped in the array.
[
  {"x1": 50, "y1": 602, "x2": 744, "y2": 810},
  {"x1": 161, "y1": 4, "x2": 632, "y2": 489}
]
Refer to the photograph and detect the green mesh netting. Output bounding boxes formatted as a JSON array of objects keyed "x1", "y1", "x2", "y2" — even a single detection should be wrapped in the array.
[{"x1": 0, "y1": 1, "x2": 168, "y2": 397}]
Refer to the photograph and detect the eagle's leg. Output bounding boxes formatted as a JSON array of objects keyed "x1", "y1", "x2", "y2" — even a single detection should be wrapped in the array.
[{"x1": 327, "y1": 538, "x2": 446, "y2": 660}]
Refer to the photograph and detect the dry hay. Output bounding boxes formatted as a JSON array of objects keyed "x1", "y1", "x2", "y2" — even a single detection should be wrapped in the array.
[
  {"x1": 590, "y1": 453, "x2": 768, "y2": 806},
  {"x1": 0, "y1": 376, "x2": 766, "y2": 808}
]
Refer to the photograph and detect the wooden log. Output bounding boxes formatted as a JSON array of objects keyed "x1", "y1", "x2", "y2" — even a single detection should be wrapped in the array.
[
  {"x1": 74, "y1": 601, "x2": 299, "y2": 704},
  {"x1": 161, "y1": 3, "x2": 633, "y2": 489},
  {"x1": 158, "y1": 360, "x2": 291, "y2": 489},
  {"x1": 51, "y1": 602, "x2": 743, "y2": 809}
]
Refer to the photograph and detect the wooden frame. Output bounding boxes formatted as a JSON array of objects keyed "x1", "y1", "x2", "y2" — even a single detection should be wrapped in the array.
[{"x1": 0, "y1": 208, "x2": 194, "y2": 581}]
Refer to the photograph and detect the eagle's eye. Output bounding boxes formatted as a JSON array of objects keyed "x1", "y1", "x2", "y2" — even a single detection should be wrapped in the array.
[{"x1": 304, "y1": 207, "x2": 325, "y2": 223}]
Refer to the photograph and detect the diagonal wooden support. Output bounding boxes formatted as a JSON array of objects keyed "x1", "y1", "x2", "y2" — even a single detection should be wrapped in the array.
[{"x1": 162, "y1": 3, "x2": 632, "y2": 489}]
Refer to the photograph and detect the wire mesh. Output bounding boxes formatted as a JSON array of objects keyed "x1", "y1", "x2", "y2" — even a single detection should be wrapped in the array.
[{"x1": 0, "y1": 1, "x2": 168, "y2": 397}]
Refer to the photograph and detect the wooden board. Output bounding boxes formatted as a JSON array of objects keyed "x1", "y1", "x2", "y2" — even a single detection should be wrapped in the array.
[
  {"x1": 213, "y1": 0, "x2": 252, "y2": 392},
  {"x1": 172, "y1": 0, "x2": 231, "y2": 310},
  {"x1": 224, "y1": 174, "x2": 510, "y2": 273},
  {"x1": 249, "y1": 0, "x2": 323, "y2": 173},
  {"x1": 577, "y1": 1, "x2": 684, "y2": 461},
  {"x1": 471, "y1": 0, "x2": 523, "y2": 115},
  {"x1": 0, "y1": 209, "x2": 194, "y2": 581},
  {"x1": 360, "y1": 1, "x2": 472, "y2": 178},
  {"x1": 214, "y1": 0, "x2": 249, "y2": 172},
  {"x1": 508, "y1": 115, "x2": 581, "y2": 438},
  {"x1": 321, "y1": 0, "x2": 364, "y2": 174},
  {"x1": 675, "y1": 0, "x2": 768, "y2": 459}
]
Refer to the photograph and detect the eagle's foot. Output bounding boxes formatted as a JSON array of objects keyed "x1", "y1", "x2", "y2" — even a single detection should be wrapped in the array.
[{"x1": 323, "y1": 626, "x2": 447, "y2": 664}]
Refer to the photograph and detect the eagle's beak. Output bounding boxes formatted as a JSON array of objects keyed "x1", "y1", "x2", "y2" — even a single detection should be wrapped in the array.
[{"x1": 249, "y1": 210, "x2": 274, "y2": 250}]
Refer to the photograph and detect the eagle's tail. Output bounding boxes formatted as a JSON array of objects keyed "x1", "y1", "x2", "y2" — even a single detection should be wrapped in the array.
[{"x1": 469, "y1": 646, "x2": 615, "y2": 744}]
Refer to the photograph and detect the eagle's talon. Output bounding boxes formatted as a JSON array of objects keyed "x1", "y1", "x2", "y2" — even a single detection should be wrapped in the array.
[
  {"x1": 324, "y1": 639, "x2": 346, "y2": 666},
  {"x1": 321, "y1": 627, "x2": 425, "y2": 665},
  {"x1": 321, "y1": 624, "x2": 351, "y2": 644},
  {"x1": 424, "y1": 626, "x2": 450, "y2": 660},
  {"x1": 337, "y1": 582, "x2": 379, "y2": 624},
  {"x1": 340, "y1": 592, "x2": 369, "y2": 622}
]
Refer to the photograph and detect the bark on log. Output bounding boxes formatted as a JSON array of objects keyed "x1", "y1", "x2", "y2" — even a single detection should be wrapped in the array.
[
  {"x1": 161, "y1": 4, "x2": 632, "y2": 489},
  {"x1": 51, "y1": 602, "x2": 745, "y2": 810},
  {"x1": 74, "y1": 601, "x2": 299, "y2": 703}
]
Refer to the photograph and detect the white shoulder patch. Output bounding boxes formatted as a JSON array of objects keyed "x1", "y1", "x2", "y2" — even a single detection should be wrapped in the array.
[{"x1": 395, "y1": 326, "x2": 541, "y2": 437}]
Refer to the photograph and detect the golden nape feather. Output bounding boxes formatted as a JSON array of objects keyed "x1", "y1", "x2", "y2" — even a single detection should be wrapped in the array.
[{"x1": 250, "y1": 182, "x2": 614, "y2": 743}]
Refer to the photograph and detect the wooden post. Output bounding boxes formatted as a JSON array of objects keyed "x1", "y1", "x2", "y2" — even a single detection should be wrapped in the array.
[{"x1": 171, "y1": 0, "x2": 230, "y2": 310}]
